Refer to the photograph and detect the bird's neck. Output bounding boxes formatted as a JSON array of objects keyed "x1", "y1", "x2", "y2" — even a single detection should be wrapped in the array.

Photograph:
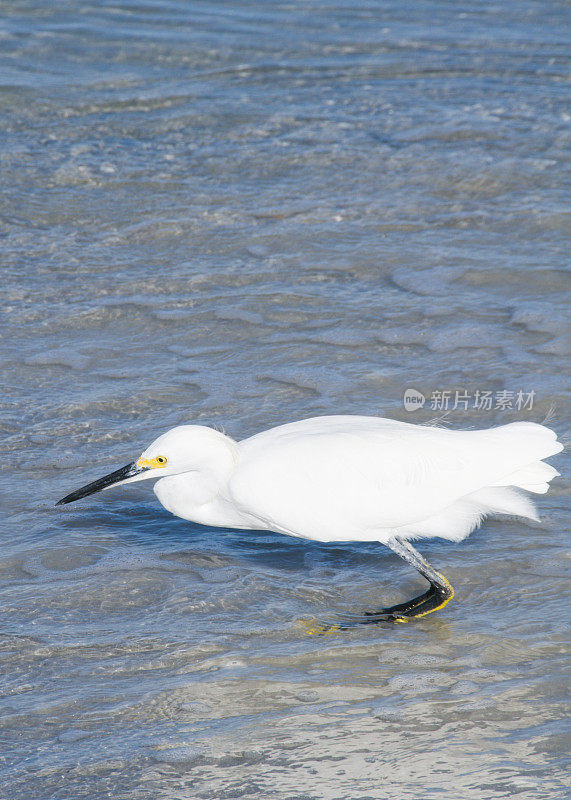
[{"x1": 153, "y1": 434, "x2": 238, "y2": 523}]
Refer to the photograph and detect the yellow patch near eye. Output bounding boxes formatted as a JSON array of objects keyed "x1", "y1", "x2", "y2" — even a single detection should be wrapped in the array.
[{"x1": 137, "y1": 456, "x2": 168, "y2": 469}]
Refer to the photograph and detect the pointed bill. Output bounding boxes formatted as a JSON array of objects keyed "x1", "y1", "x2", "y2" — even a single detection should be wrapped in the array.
[{"x1": 56, "y1": 462, "x2": 149, "y2": 505}]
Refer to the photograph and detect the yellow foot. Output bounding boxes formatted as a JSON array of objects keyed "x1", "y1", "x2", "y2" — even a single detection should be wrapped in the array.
[{"x1": 297, "y1": 618, "x2": 342, "y2": 636}]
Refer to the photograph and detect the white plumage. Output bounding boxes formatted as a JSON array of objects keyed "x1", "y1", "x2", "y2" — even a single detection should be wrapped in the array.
[
  {"x1": 58, "y1": 415, "x2": 563, "y2": 622},
  {"x1": 148, "y1": 416, "x2": 562, "y2": 544}
]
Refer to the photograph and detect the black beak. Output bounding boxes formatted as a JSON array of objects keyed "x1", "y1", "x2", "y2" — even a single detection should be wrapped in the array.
[{"x1": 56, "y1": 461, "x2": 149, "y2": 506}]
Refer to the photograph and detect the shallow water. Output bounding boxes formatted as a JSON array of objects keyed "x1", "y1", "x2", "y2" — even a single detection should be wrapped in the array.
[{"x1": 1, "y1": 1, "x2": 569, "y2": 798}]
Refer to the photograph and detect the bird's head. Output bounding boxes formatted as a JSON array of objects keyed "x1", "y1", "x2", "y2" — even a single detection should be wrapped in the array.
[{"x1": 56, "y1": 425, "x2": 235, "y2": 506}]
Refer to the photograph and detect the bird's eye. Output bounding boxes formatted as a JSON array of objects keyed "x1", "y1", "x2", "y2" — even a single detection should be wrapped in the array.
[{"x1": 156, "y1": 456, "x2": 167, "y2": 465}]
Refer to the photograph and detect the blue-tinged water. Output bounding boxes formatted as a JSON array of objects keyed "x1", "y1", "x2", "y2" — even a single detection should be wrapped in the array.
[{"x1": 1, "y1": 2, "x2": 569, "y2": 798}]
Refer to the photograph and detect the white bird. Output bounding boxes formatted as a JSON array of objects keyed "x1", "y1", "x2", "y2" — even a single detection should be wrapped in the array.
[{"x1": 57, "y1": 415, "x2": 563, "y2": 623}]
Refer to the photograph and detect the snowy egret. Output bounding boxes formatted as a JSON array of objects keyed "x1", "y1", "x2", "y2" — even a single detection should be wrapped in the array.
[{"x1": 57, "y1": 416, "x2": 562, "y2": 622}]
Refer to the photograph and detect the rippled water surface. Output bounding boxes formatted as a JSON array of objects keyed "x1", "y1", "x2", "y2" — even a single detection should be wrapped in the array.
[{"x1": 1, "y1": 1, "x2": 569, "y2": 798}]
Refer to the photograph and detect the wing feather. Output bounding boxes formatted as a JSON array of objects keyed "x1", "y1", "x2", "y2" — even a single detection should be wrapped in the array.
[{"x1": 229, "y1": 417, "x2": 561, "y2": 542}]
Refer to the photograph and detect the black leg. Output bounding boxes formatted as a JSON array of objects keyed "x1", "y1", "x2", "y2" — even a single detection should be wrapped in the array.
[
  {"x1": 364, "y1": 536, "x2": 454, "y2": 622},
  {"x1": 301, "y1": 536, "x2": 454, "y2": 634}
]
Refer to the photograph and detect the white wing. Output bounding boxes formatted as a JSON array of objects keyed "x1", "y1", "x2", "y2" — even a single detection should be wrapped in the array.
[{"x1": 228, "y1": 416, "x2": 562, "y2": 543}]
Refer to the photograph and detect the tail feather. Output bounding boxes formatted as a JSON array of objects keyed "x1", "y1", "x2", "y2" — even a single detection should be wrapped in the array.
[
  {"x1": 489, "y1": 421, "x2": 563, "y2": 460},
  {"x1": 487, "y1": 422, "x2": 562, "y2": 499},
  {"x1": 494, "y1": 461, "x2": 560, "y2": 492},
  {"x1": 464, "y1": 423, "x2": 561, "y2": 531},
  {"x1": 403, "y1": 423, "x2": 561, "y2": 542},
  {"x1": 517, "y1": 484, "x2": 550, "y2": 494},
  {"x1": 467, "y1": 486, "x2": 540, "y2": 522}
]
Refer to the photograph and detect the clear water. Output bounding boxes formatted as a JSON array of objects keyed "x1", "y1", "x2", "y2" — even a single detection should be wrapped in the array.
[{"x1": 1, "y1": 1, "x2": 569, "y2": 798}]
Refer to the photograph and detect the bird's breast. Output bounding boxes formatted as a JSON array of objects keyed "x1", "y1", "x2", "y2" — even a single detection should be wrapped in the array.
[{"x1": 153, "y1": 472, "x2": 260, "y2": 529}]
